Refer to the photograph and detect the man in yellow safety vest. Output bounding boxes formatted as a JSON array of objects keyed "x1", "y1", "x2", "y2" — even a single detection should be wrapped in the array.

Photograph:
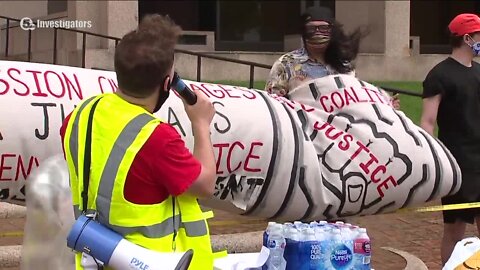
[{"x1": 61, "y1": 14, "x2": 217, "y2": 270}]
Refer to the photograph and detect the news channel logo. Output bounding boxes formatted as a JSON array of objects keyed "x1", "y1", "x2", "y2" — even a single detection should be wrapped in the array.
[
  {"x1": 20, "y1": 17, "x2": 92, "y2": 31},
  {"x1": 20, "y1": 17, "x2": 35, "y2": 31}
]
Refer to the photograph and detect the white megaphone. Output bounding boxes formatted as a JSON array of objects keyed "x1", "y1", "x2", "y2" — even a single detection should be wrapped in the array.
[{"x1": 67, "y1": 215, "x2": 193, "y2": 270}]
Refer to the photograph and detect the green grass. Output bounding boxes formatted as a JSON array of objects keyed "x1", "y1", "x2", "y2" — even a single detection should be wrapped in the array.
[
  {"x1": 204, "y1": 80, "x2": 424, "y2": 125},
  {"x1": 372, "y1": 81, "x2": 423, "y2": 125}
]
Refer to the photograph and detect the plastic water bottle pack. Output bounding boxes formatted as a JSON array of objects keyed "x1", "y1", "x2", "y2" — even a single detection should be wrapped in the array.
[{"x1": 262, "y1": 221, "x2": 371, "y2": 270}]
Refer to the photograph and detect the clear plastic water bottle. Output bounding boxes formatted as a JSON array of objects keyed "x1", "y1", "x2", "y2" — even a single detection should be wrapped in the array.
[
  {"x1": 328, "y1": 228, "x2": 353, "y2": 269},
  {"x1": 267, "y1": 226, "x2": 287, "y2": 270},
  {"x1": 340, "y1": 226, "x2": 354, "y2": 251},
  {"x1": 353, "y1": 228, "x2": 371, "y2": 270},
  {"x1": 286, "y1": 226, "x2": 301, "y2": 241},
  {"x1": 300, "y1": 227, "x2": 322, "y2": 270},
  {"x1": 316, "y1": 226, "x2": 330, "y2": 270},
  {"x1": 318, "y1": 220, "x2": 328, "y2": 227},
  {"x1": 262, "y1": 222, "x2": 277, "y2": 270},
  {"x1": 284, "y1": 226, "x2": 301, "y2": 270},
  {"x1": 303, "y1": 227, "x2": 316, "y2": 241},
  {"x1": 264, "y1": 222, "x2": 277, "y2": 247},
  {"x1": 349, "y1": 226, "x2": 359, "y2": 240},
  {"x1": 293, "y1": 221, "x2": 303, "y2": 228},
  {"x1": 283, "y1": 223, "x2": 293, "y2": 238},
  {"x1": 340, "y1": 227, "x2": 351, "y2": 238}
]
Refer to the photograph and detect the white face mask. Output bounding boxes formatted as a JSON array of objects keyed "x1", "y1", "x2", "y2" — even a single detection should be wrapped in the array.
[{"x1": 466, "y1": 35, "x2": 480, "y2": 56}]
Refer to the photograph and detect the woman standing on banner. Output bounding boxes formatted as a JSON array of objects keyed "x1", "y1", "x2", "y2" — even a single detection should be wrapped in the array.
[
  {"x1": 265, "y1": 6, "x2": 400, "y2": 109},
  {"x1": 420, "y1": 13, "x2": 480, "y2": 266}
]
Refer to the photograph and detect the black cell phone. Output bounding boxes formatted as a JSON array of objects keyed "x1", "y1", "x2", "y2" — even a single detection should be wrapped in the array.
[{"x1": 171, "y1": 72, "x2": 197, "y2": 105}]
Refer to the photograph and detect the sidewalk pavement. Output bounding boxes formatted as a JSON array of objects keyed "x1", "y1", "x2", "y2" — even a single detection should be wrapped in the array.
[{"x1": 350, "y1": 202, "x2": 478, "y2": 270}]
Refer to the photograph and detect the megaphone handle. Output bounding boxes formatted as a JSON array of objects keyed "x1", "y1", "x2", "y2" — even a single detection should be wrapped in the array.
[{"x1": 174, "y1": 249, "x2": 194, "y2": 270}]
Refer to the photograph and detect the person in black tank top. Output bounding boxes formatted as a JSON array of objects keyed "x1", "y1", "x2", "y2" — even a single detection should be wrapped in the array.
[{"x1": 421, "y1": 13, "x2": 480, "y2": 266}]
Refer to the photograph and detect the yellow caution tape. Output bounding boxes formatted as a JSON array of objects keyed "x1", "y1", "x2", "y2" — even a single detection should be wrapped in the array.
[
  {"x1": 398, "y1": 201, "x2": 480, "y2": 213},
  {"x1": 0, "y1": 231, "x2": 23, "y2": 237}
]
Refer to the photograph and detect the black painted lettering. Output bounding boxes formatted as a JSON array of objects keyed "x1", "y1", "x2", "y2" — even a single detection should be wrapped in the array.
[
  {"x1": 167, "y1": 107, "x2": 186, "y2": 137},
  {"x1": 212, "y1": 101, "x2": 231, "y2": 134},
  {"x1": 31, "y1": 102, "x2": 56, "y2": 140},
  {"x1": 60, "y1": 103, "x2": 66, "y2": 122}
]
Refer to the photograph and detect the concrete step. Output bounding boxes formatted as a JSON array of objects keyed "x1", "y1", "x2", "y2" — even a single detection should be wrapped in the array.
[{"x1": 0, "y1": 204, "x2": 26, "y2": 219}]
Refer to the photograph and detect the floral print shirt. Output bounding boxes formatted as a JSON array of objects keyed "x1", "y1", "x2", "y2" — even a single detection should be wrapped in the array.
[{"x1": 265, "y1": 47, "x2": 353, "y2": 96}]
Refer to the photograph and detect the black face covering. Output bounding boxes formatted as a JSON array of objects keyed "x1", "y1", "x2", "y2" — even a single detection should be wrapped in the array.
[
  {"x1": 301, "y1": 7, "x2": 334, "y2": 44},
  {"x1": 152, "y1": 76, "x2": 171, "y2": 113},
  {"x1": 304, "y1": 24, "x2": 332, "y2": 45}
]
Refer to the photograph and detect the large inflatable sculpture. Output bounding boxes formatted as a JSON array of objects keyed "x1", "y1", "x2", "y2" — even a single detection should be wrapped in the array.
[{"x1": 0, "y1": 60, "x2": 460, "y2": 221}]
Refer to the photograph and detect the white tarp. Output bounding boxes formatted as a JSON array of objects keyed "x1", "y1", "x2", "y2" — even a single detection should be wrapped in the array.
[{"x1": 0, "y1": 60, "x2": 460, "y2": 220}]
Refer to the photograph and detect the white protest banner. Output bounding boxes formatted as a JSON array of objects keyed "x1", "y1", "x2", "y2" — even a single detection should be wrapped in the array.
[
  {"x1": 0, "y1": 60, "x2": 460, "y2": 220},
  {"x1": 285, "y1": 75, "x2": 461, "y2": 219}
]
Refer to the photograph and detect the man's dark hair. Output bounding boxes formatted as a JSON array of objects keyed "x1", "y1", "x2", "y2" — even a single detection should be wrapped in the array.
[
  {"x1": 114, "y1": 14, "x2": 181, "y2": 97},
  {"x1": 449, "y1": 34, "x2": 464, "y2": 48},
  {"x1": 447, "y1": 28, "x2": 480, "y2": 48},
  {"x1": 324, "y1": 21, "x2": 368, "y2": 74},
  {"x1": 448, "y1": 27, "x2": 464, "y2": 48}
]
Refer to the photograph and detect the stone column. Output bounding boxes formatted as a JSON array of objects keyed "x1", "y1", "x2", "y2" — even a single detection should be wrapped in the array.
[
  {"x1": 65, "y1": 0, "x2": 138, "y2": 68},
  {"x1": 105, "y1": 1, "x2": 138, "y2": 46},
  {"x1": 335, "y1": 1, "x2": 413, "y2": 82},
  {"x1": 335, "y1": 0, "x2": 386, "y2": 54},
  {"x1": 67, "y1": 0, "x2": 107, "y2": 49},
  {"x1": 0, "y1": 1, "x2": 47, "y2": 19},
  {"x1": 66, "y1": 0, "x2": 138, "y2": 50},
  {"x1": 384, "y1": 1, "x2": 411, "y2": 57}
]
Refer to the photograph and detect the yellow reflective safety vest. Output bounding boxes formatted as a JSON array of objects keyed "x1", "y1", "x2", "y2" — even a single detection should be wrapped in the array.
[{"x1": 63, "y1": 93, "x2": 214, "y2": 270}]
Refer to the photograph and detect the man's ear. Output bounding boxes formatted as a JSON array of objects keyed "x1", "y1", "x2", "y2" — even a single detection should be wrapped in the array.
[
  {"x1": 464, "y1": 34, "x2": 473, "y2": 46},
  {"x1": 163, "y1": 75, "x2": 171, "y2": 92}
]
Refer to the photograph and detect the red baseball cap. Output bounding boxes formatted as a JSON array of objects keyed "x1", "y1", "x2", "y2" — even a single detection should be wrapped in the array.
[{"x1": 448, "y1": 13, "x2": 480, "y2": 36}]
